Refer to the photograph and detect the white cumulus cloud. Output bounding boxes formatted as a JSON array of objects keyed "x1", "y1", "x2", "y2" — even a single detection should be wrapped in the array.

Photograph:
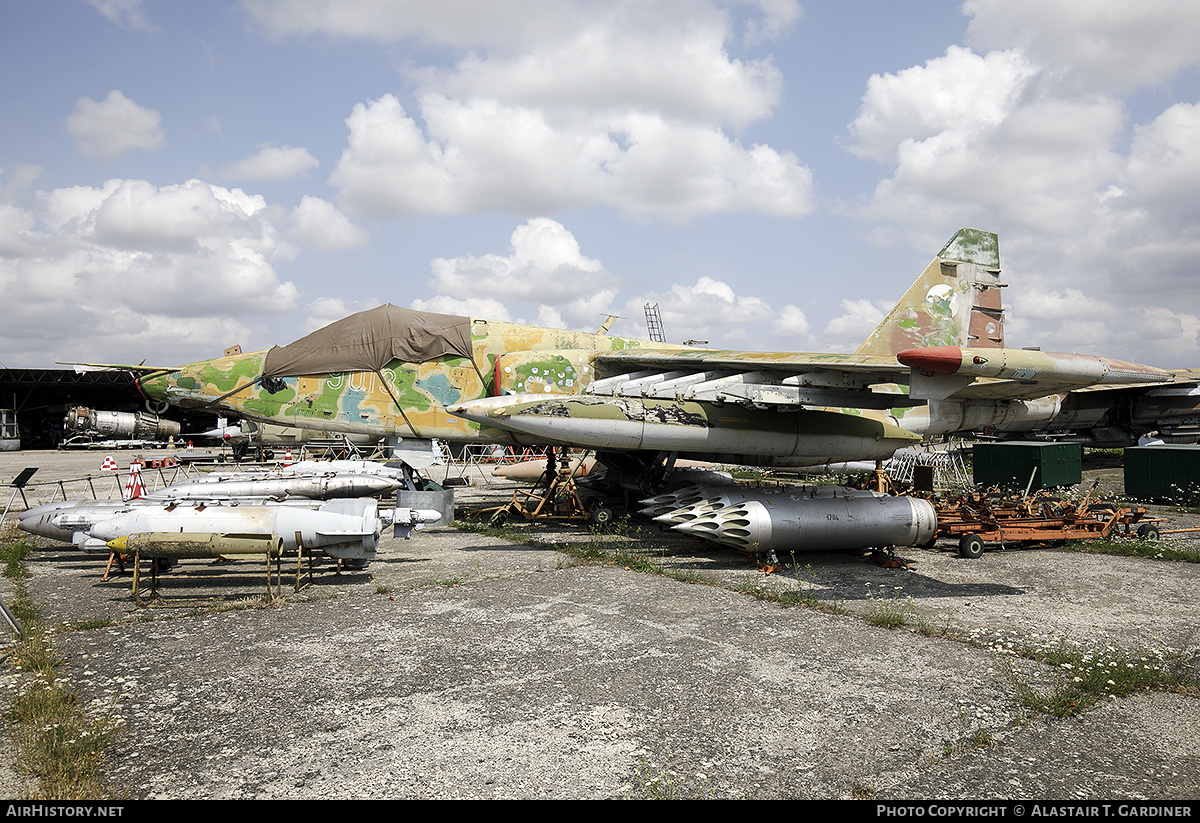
[
  {"x1": 964, "y1": 0, "x2": 1200, "y2": 94},
  {"x1": 428, "y1": 217, "x2": 609, "y2": 304},
  {"x1": 222, "y1": 145, "x2": 320, "y2": 182},
  {"x1": 289, "y1": 196, "x2": 368, "y2": 251},
  {"x1": 65, "y1": 90, "x2": 165, "y2": 161},
  {"x1": 0, "y1": 177, "x2": 305, "y2": 365},
  {"x1": 315, "y1": 1, "x2": 811, "y2": 222}
]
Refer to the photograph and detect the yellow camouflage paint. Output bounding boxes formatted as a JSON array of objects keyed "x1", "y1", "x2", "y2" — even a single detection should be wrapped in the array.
[{"x1": 140, "y1": 319, "x2": 684, "y2": 444}]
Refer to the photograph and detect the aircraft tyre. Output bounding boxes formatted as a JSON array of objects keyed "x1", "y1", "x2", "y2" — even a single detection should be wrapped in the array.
[
  {"x1": 958, "y1": 533, "x2": 985, "y2": 559},
  {"x1": 589, "y1": 505, "x2": 615, "y2": 529},
  {"x1": 1136, "y1": 523, "x2": 1160, "y2": 541}
]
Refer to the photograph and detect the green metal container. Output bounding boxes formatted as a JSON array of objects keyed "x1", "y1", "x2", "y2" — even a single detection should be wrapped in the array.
[
  {"x1": 971, "y1": 441, "x2": 1082, "y2": 491},
  {"x1": 1123, "y1": 445, "x2": 1200, "y2": 503}
]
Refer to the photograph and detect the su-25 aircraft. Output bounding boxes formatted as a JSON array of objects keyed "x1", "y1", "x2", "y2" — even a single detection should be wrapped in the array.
[{"x1": 134, "y1": 228, "x2": 1190, "y2": 491}]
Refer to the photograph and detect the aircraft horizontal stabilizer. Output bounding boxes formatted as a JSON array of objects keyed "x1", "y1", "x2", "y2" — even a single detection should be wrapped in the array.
[{"x1": 899, "y1": 346, "x2": 1173, "y2": 401}]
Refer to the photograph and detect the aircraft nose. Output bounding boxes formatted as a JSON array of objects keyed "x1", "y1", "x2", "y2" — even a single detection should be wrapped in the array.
[{"x1": 137, "y1": 371, "x2": 169, "y2": 401}]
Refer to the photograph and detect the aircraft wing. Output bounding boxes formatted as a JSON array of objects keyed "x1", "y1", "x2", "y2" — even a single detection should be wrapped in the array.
[
  {"x1": 56, "y1": 361, "x2": 174, "y2": 376},
  {"x1": 586, "y1": 349, "x2": 915, "y2": 410}
]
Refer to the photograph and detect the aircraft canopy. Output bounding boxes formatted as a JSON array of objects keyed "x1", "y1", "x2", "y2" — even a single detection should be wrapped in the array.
[{"x1": 262, "y1": 304, "x2": 474, "y2": 377}]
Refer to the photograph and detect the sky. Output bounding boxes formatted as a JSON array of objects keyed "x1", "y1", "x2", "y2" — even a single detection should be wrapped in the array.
[{"x1": 2, "y1": 0, "x2": 1200, "y2": 370}]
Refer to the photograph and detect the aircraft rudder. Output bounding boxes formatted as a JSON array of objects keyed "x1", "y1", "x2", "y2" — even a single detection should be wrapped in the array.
[{"x1": 938, "y1": 227, "x2": 999, "y2": 268}]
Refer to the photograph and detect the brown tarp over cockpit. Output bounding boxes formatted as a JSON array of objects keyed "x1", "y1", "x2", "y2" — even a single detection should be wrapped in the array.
[{"x1": 261, "y1": 304, "x2": 474, "y2": 377}]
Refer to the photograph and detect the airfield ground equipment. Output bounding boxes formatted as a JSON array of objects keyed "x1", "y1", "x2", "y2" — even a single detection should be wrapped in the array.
[
  {"x1": 926, "y1": 481, "x2": 1159, "y2": 558},
  {"x1": 468, "y1": 450, "x2": 615, "y2": 528}
]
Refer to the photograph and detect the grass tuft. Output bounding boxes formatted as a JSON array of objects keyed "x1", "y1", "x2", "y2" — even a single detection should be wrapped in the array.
[
  {"x1": 862, "y1": 584, "x2": 915, "y2": 629},
  {"x1": 7, "y1": 631, "x2": 120, "y2": 798},
  {"x1": 1010, "y1": 646, "x2": 1197, "y2": 718},
  {"x1": 1073, "y1": 535, "x2": 1200, "y2": 563},
  {"x1": 2, "y1": 537, "x2": 120, "y2": 798}
]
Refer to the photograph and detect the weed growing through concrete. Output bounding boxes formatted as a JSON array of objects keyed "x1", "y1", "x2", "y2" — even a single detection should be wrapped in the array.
[
  {"x1": 862, "y1": 583, "x2": 915, "y2": 629},
  {"x1": 2, "y1": 538, "x2": 32, "y2": 586},
  {"x1": 1008, "y1": 644, "x2": 1197, "y2": 717},
  {"x1": 940, "y1": 715, "x2": 998, "y2": 758},
  {"x1": 627, "y1": 754, "x2": 718, "y2": 800},
  {"x1": 848, "y1": 777, "x2": 877, "y2": 799},
  {"x1": 70, "y1": 618, "x2": 114, "y2": 631},
  {"x1": 2, "y1": 536, "x2": 119, "y2": 798},
  {"x1": 7, "y1": 631, "x2": 120, "y2": 798},
  {"x1": 1074, "y1": 534, "x2": 1200, "y2": 563}
]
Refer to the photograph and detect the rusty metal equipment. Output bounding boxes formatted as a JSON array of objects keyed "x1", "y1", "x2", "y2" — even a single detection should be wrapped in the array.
[
  {"x1": 926, "y1": 482, "x2": 1158, "y2": 558},
  {"x1": 470, "y1": 450, "x2": 616, "y2": 528}
]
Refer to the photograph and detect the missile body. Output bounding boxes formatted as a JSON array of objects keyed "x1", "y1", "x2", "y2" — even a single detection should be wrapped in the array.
[
  {"x1": 86, "y1": 499, "x2": 383, "y2": 560},
  {"x1": 448, "y1": 395, "x2": 917, "y2": 466},
  {"x1": 19, "y1": 495, "x2": 440, "y2": 556},
  {"x1": 151, "y1": 473, "x2": 401, "y2": 500},
  {"x1": 19, "y1": 496, "x2": 330, "y2": 543},
  {"x1": 106, "y1": 532, "x2": 283, "y2": 560},
  {"x1": 191, "y1": 460, "x2": 410, "y2": 482},
  {"x1": 672, "y1": 488, "x2": 936, "y2": 553},
  {"x1": 490, "y1": 456, "x2": 594, "y2": 480},
  {"x1": 20, "y1": 499, "x2": 134, "y2": 544},
  {"x1": 381, "y1": 507, "x2": 444, "y2": 539},
  {"x1": 894, "y1": 347, "x2": 1175, "y2": 439}
]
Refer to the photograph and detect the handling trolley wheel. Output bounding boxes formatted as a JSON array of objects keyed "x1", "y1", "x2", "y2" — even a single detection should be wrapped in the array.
[
  {"x1": 588, "y1": 505, "x2": 616, "y2": 529},
  {"x1": 1136, "y1": 523, "x2": 1160, "y2": 541},
  {"x1": 958, "y1": 533, "x2": 985, "y2": 559}
]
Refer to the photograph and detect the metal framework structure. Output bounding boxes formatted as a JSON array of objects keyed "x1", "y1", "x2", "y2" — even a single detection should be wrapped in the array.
[{"x1": 643, "y1": 303, "x2": 666, "y2": 343}]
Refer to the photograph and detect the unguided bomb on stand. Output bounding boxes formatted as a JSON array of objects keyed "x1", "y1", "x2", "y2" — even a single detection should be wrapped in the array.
[{"x1": 672, "y1": 490, "x2": 936, "y2": 553}]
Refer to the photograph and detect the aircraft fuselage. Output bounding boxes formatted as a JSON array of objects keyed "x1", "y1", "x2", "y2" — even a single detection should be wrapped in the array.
[{"x1": 138, "y1": 319, "x2": 674, "y2": 445}]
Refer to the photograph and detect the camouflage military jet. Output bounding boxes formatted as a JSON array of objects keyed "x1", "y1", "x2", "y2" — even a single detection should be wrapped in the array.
[{"x1": 134, "y1": 228, "x2": 1179, "y2": 489}]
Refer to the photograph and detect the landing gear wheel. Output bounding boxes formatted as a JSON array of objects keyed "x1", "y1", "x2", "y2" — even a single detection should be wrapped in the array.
[
  {"x1": 1136, "y1": 523, "x2": 1160, "y2": 541},
  {"x1": 958, "y1": 533, "x2": 985, "y2": 559},
  {"x1": 589, "y1": 506, "x2": 615, "y2": 529}
]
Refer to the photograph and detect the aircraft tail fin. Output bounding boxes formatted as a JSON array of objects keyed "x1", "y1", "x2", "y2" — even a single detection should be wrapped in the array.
[{"x1": 855, "y1": 228, "x2": 1005, "y2": 358}]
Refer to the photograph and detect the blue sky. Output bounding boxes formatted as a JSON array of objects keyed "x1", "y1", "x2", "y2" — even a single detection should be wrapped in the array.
[{"x1": 2, "y1": 0, "x2": 1200, "y2": 369}]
